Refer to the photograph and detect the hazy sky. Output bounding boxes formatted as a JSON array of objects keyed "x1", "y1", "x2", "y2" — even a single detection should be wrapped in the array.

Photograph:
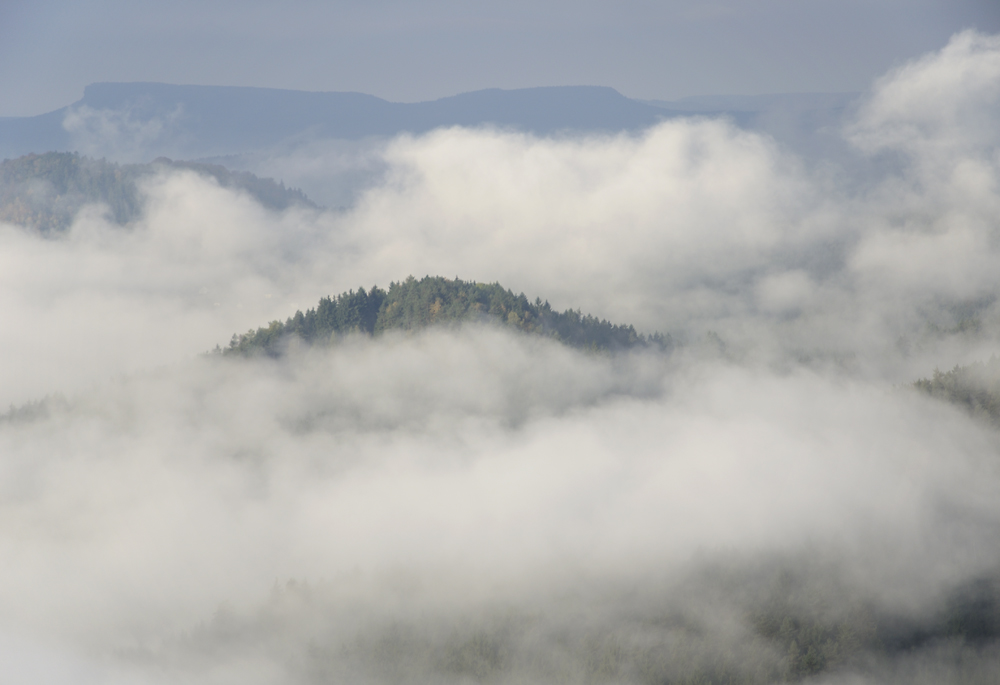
[{"x1": 2, "y1": 0, "x2": 999, "y2": 116}]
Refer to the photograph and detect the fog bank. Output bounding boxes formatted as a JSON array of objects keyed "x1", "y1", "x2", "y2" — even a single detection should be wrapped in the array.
[
  {"x1": 3, "y1": 31, "x2": 1000, "y2": 684},
  {"x1": 3, "y1": 332, "x2": 1000, "y2": 683}
]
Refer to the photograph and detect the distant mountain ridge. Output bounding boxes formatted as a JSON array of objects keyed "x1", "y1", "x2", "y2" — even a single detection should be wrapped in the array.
[
  {"x1": 0, "y1": 83, "x2": 866, "y2": 208},
  {"x1": 0, "y1": 82, "x2": 678, "y2": 161}
]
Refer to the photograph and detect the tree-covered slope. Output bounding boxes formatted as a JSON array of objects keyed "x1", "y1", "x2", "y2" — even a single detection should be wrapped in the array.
[
  {"x1": 914, "y1": 356, "x2": 1000, "y2": 425},
  {"x1": 0, "y1": 152, "x2": 315, "y2": 232},
  {"x1": 224, "y1": 276, "x2": 671, "y2": 356}
]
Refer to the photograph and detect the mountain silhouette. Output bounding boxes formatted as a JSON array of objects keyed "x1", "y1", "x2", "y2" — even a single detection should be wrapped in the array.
[{"x1": 1, "y1": 82, "x2": 679, "y2": 161}]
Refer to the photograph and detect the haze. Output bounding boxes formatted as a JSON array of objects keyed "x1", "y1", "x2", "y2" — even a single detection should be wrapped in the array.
[
  {"x1": 1, "y1": 0, "x2": 998, "y2": 116},
  {"x1": 2, "y1": 9, "x2": 1000, "y2": 685}
]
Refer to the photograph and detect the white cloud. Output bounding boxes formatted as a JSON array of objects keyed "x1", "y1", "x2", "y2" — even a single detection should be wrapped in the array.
[
  {"x1": 1, "y1": 335, "x2": 998, "y2": 681},
  {"x1": 4, "y1": 30, "x2": 1000, "y2": 683},
  {"x1": 62, "y1": 103, "x2": 186, "y2": 162},
  {"x1": 848, "y1": 30, "x2": 1000, "y2": 161}
]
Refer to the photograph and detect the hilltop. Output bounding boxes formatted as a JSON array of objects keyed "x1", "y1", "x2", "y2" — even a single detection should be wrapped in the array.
[{"x1": 223, "y1": 275, "x2": 671, "y2": 356}]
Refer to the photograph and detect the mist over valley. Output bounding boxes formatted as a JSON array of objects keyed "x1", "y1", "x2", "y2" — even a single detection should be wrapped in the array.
[{"x1": 5, "y1": 29, "x2": 1000, "y2": 685}]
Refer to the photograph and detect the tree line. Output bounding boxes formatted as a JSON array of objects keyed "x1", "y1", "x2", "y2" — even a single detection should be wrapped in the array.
[
  {"x1": 913, "y1": 355, "x2": 1000, "y2": 425},
  {"x1": 0, "y1": 151, "x2": 315, "y2": 232},
  {"x1": 223, "y1": 275, "x2": 672, "y2": 356}
]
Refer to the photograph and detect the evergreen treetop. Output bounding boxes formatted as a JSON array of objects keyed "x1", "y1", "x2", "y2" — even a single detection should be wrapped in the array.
[{"x1": 224, "y1": 275, "x2": 672, "y2": 356}]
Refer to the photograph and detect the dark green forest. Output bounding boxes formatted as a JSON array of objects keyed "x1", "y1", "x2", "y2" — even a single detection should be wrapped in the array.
[
  {"x1": 0, "y1": 152, "x2": 315, "y2": 232},
  {"x1": 224, "y1": 275, "x2": 672, "y2": 356}
]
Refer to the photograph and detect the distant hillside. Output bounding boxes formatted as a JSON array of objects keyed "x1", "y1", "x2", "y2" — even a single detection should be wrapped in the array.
[
  {"x1": 0, "y1": 82, "x2": 678, "y2": 161},
  {"x1": 914, "y1": 356, "x2": 1000, "y2": 425},
  {"x1": 0, "y1": 152, "x2": 315, "y2": 232},
  {"x1": 224, "y1": 276, "x2": 671, "y2": 356}
]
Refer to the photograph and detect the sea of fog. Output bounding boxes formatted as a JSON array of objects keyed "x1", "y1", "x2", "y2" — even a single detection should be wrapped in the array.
[{"x1": 2, "y1": 30, "x2": 1000, "y2": 684}]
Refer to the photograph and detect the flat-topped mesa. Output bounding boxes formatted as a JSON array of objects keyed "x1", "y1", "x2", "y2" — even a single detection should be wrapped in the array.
[
  {"x1": 0, "y1": 83, "x2": 678, "y2": 161},
  {"x1": 224, "y1": 275, "x2": 672, "y2": 356}
]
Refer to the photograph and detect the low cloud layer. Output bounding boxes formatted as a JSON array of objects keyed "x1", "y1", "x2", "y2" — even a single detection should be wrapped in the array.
[
  {"x1": 4, "y1": 333, "x2": 1000, "y2": 683},
  {"x1": 3, "y1": 334, "x2": 1000, "y2": 683},
  {"x1": 3, "y1": 31, "x2": 1000, "y2": 684}
]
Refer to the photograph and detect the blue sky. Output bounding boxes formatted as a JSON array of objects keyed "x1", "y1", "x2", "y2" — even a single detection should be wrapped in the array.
[{"x1": 2, "y1": 0, "x2": 999, "y2": 116}]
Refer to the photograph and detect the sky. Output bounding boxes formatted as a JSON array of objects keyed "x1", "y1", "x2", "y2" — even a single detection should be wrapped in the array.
[{"x1": 1, "y1": 0, "x2": 999, "y2": 116}]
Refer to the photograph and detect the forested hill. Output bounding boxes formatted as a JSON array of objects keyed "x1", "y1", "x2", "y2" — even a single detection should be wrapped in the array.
[
  {"x1": 914, "y1": 356, "x2": 1000, "y2": 425},
  {"x1": 224, "y1": 276, "x2": 672, "y2": 356},
  {"x1": 0, "y1": 152, "x2": 315, "y2": 232}
]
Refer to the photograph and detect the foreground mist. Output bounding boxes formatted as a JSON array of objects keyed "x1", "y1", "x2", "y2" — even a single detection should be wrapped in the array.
[
  {"x1": 3, "y1": 31, "x2": 1000, "y2": 684},
  {"x1": 5, "y1": 335, "x2": 1000, "y2": 683}
]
